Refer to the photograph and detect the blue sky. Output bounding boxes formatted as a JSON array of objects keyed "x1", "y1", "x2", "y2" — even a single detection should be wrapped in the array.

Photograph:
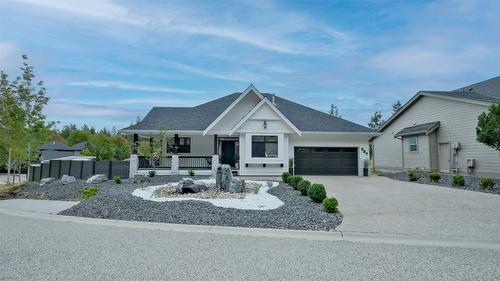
[{"x1": 1, "y1": 0, "x2": 499, "y2": 130}]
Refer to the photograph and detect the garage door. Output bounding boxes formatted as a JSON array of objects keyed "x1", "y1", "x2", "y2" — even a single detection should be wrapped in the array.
[{"x1": 294, "y1": 147, "x2": 358, "y2": 175}]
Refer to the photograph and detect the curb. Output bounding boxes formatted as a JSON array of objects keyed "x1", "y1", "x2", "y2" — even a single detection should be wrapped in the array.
[{"x1": 1, "y1": 207, "x2": 499, "y2": 250}]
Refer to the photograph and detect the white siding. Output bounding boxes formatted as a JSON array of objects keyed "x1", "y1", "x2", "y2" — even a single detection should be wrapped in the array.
[
  {"x1": 209, "y1": 91, "x2": 261, "y2": 133},
  {"x1": 236, "y1": 103, "x2": 294, "y2": 134},
  {"x1": 373, "y1": 96, "x2": 500, "y2": 177},
  {"x1": 238, "y1": 133, "x2": 289, "y2": 176}
]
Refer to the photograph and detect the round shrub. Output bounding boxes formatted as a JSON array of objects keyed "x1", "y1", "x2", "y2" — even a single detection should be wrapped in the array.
[
  {"x1": 480, "y1": 177, "x2": 496, "y2": 190},
  {"x1": 452, "y1": 175, "x2": 465, "y2": 186},
  {"x1": 407, "y1": 169, "x2": 421, "y2": 181},
  {"x1": 290, "y1": 176, "x2": 304, "y2": 190},
  {"x1": 297, "y1": 180, "x2": 311, "y2": 196},
  {"x1": 323, "y1": 197, "x2": 339, "y2": 213},
  {"x1": 308, "y1": 183, "x2": 326, "y2": 203},
  {"x1": 282, "y1": 172, "x2": 291, "y2": 183},
  {"x1": 113, "y1": 176, "x2": 121, "y2": 184},
  {"x1": 148, "y1": 170, "x2": 156, "y2": 178},
  {"x1": 429, "y1": 172, "x2": 440, "y2": 183}
]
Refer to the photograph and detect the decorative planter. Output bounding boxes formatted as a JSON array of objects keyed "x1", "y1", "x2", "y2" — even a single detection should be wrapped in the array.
[{"x1": 363, "y1": 168, "x2": 369, "y2": 176}]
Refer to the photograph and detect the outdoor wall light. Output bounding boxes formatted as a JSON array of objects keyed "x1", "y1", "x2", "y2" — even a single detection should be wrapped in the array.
[{"x1": 263, "y1": 120, "x2": 268, "y2": 129}]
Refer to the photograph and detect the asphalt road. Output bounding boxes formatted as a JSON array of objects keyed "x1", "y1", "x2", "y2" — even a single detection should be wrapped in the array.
[{"x1": 1, "y1": 212, "x2": 499, "y2": 281}]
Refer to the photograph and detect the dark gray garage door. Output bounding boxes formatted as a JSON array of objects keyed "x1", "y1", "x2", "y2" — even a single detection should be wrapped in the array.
[{"x1": 294, "y1": 147, "x2": 358, "y2": 175}]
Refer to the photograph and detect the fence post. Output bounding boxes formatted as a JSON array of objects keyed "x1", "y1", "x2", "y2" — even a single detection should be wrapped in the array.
[
  {"x1": 211, "y1": 155, "x2": 219, "y2": 177},
  {"x1": 171, "y1": 155, "x2": 179, "y2": 174},
  {"x1": 129, "y1": 154, "x2": 139, "y2": 178}
]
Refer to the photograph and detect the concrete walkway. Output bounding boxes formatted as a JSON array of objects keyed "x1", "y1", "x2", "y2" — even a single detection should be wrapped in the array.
[
  {"x1": 0, "y1": 199, "x2": 79, "y2": 214},
  {"x1": 305, "y1": 176, "x2": 500, "y2": 241}
]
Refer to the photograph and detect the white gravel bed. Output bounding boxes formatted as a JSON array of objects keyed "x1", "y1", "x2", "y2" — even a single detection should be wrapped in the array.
[{"x1": 132, "y1": 180, "x2": 283, "y2": 210}]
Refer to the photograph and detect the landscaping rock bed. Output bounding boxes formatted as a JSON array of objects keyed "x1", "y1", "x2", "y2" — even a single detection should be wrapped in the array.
[
  {"x1": 387, "y1": 172, "x2": 500, "y2": 195},
  {"x1": 53, "y1": 176, "x2": 342, "y2": 231}
]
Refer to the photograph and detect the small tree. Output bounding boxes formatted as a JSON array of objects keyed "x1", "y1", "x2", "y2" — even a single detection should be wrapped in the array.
[
  {"x1": 392, "y1": 100, "x2": 402, "y2": 113},
  {"x1": 329, "y1": 104, "x2": 341, "y2": 118},
  {"x1": 137, "y1": 128, "x2": 168, "y2": 172},
  {"x1": 368, "y1": 111, "x2": 384, "y2": 130},
  {"x1": 476, "y1": 104, "x2": 500, "y2": 151}
]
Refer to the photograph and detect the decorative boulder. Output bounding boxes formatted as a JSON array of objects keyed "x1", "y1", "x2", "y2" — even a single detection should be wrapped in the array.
[
  {"x1": 228, "y1": 179, "x2": 245, "y2": 193},
  {"x1": 133, "y1": 174, "x2": 150, "y2": 183},
  {"x1": 86, "y1": 174, "x2": 108, "y2": 184},
  {"x1": 216, "y1": 164, "x2": 233, "y2": 191},
  {"x1": 60, "y1": 175, "x2": 76, "y2": 185},
  {"x1": 177, "y1": 178, "x2": 207, "y2": 193},
  {"x1": 39, "y1": 177, "x2": 56, "y2": 187}
]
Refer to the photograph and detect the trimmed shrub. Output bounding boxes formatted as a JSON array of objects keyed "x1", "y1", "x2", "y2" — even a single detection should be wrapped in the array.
[
  {"x1": 282, "y1": 172, "x2": 292, "y2": 183},
  {"x1": 297, "y1": 180, "x2": 311, "y2": 196},
  {"x1": 480, "y1": 177, "x2": 496, "y2": 190},
  {"x1": 82, "y1": 187, "x2": 98, "y2": 200},
  {"x1": 188, "y1": 169, "x2": 195, "y2": 177},
  {"x1": 290, "y1": 176, "x2": 304, "y2": 190},
  {"x1": 452, "y1": 175, "x2": 465, "y2": 186},
  {"x1": 407, "y1": 169, "x2": 421, "y2": 181},
  {"x1": 113, "y1": 176, "x2": 121, "y2": 184},
  {"x1": 323, "y1": 197, "x2": 339, "y2": 213},
  {"x1": 308, "y1": 183, "x2": 327, "y2": 203},
  {"x1": 429, "y1": 172, "x2": 440, "y2": 183},
  {"x1": 148, "y1": 170, "x2": 156, "y2": 178}
]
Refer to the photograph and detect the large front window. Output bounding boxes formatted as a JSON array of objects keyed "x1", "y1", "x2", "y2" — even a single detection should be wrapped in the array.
[{"x1": 252, "y1": 136, "x2": 278, "y2": 158}]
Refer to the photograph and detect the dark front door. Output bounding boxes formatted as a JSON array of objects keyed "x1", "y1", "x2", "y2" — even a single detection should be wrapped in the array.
[
  {"x1": 221, "y1": 141, "x2": 236, "y2": 167},
  {"x1": 294, "y1": 147, "x2": 358, "y2": 175}
]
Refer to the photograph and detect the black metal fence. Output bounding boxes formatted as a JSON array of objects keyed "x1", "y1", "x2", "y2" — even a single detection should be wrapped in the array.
[
  {"x1": 29, "y1": 160, "x2": 130, "y2": 182},
  {"x1": 138, "y1": 155, "x2": 212, "y2": 170}
]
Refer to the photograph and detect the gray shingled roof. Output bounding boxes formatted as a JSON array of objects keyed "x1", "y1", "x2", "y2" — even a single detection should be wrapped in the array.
[
  {"x1": 421, "y1": 76, "x2": 500, "y2": 103},
  {"x1": 394, "y1": 121, "x2": 440, "y2": 137},
  {"x1": 121, "y1": 92, "x2": 373, "y2": 133},
  {"x1": 38, "y1": 141, "x2": 85, "y2": 151}
]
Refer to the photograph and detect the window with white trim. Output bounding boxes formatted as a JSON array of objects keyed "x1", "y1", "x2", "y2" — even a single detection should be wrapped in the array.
[
  {"x1": 409, "y1": 136, "x2": 418, "y2": 152},
  {"x1": 251, "y1": 136, "x2": 278, "y2": 158}
]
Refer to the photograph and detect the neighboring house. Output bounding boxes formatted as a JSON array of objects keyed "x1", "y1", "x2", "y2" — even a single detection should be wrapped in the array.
[
  {"x1": 38, "y1": 141, "x2": 87, "y2": 162},
  {"x1": 120, "y1": 85, "x2": 378, "y2": 176},
  {"x1": 372, "y1": 76, "x2": 500, "y2": 177}
]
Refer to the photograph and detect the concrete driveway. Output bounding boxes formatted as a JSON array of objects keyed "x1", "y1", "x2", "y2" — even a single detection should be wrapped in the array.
[{"x1": 304, "y1": 176, "x2": 500, "y2": 241}]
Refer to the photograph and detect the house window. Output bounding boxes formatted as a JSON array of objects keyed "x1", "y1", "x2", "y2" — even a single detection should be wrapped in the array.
[
  {"x1": 252, "y1": 136, "x2": 278, "y2": 158},
  {"x1": 167, "y1": 137, "x2": 191, "y2": 153},
  {"x1": 409, "y1": 136, "x2": 418, "y2": 152}
]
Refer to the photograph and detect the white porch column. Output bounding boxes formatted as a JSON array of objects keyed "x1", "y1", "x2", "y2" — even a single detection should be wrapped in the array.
[
  {"x1": 211, "y1": 154, "x2": 220, "y2": 176},
  {"x1": 171, "y1": 155, "x2": 179, "y2": 174},
  {"x1": 129, "y1": 154, "x2": 138, "y2": 178}
]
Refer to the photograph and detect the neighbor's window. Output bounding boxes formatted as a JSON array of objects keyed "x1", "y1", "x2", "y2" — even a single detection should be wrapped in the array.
[
  {"x1": 252, "y1": 136, "x2": 278, "y2": 158},
  {"x1": 409, "y1": 136, "x2": 418, "y2": 152}
]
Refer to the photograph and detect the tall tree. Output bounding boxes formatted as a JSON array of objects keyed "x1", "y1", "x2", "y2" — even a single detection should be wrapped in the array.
[
  {"x1": 476, "y1": 104, "x2": 500, "y2": 152},
  {"x1": 12, "y1": 55, "x2": 52, "y2": 178},
  {"x1": 392, "y1": 100, "x2": 402, "y2": 113},
  {"x1": 368, "y1": 111, "x2": 384, "y2": 130},
  {"x1": 0, "y1": 71, "x2": 27, "y2": 183},
  {"x1": 329, "y1": 104, "x2": 341, "y2": 118}
]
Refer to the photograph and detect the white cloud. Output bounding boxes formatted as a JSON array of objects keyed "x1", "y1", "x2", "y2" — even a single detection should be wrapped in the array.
[
  {"x1": 66, "y1": 80, "x2": 206, "y2": 94},
  {"x1": 111, "y1": 97, "x2": 207, "y2": 107},
  {"x1": 45, "y1": 101, "x2": 141, "y2": 118},
  {"x1": 0, "y1": 41, "x2": 21, "y2": 72}
]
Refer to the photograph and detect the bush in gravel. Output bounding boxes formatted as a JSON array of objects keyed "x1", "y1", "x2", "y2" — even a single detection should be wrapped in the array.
[
  {"x1": 429, "y1": 172, "x2": 441, "y2": 183},
  {"x1": 290, "y1": 176, "x2": 304, "y2": 190},
  {"x1": 297, "y1": 180, "x2": 311, "y2": 196},
  {"x1": 148, "y1": 170, "x2": 156, "y2": 178},
  {"x1": 407, "y1": 169, "x2": 421, "y2": 181},
  {"x1": 188, "y1": 169, "x2": 195, "y2": 177},
  {"x1": 282, "y1": 172, "x2": 291, "y2": 183},
  {"x1": 308, "y1": 183, "x2": 327, "y2": 203},
  {"x1": 480, "y1": 177, "x2": 496, "y2": 191},
  {"x1": 452, "y1": 175, "x2": 465, "y2": 186},
  {"x1": 82, "y1": 187, "x2": 98, "y2": 200},
  {"x1": 113, "y1": 176, "x2": 121, "y2": 184},
  {"x1": 323, "y1": 197, "x2": 339, "y2": 213}
]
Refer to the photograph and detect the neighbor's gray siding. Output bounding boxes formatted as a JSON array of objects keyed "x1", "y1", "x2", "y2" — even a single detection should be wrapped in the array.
[
  {"x1": 402, "y1": 135, "x2": 430, "y2": 170},
  {"x1": 429, "y1": 131, "x2": 439, "y2": 171},
  {"x1": 373, "y1": 96, "x2": 500, "y2": 177}
]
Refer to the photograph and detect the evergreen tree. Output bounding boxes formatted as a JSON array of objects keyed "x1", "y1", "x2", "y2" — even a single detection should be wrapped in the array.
[
  {"x1": 392, "y1": 100, "x2": 402, "y2": 113},
  {"x1": 368, "y1": 111, "x2": 384, "y2": 130}
]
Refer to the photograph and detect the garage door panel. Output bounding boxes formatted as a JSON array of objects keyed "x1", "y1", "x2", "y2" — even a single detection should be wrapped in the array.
[{"x1": 294, "y1": 147, "x2": 358, "y2": 175}]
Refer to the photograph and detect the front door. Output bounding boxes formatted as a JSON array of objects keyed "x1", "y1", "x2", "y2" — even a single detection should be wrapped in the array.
[{"x1": 221, "y1": 141, "x2": 236, "y2": 167}]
